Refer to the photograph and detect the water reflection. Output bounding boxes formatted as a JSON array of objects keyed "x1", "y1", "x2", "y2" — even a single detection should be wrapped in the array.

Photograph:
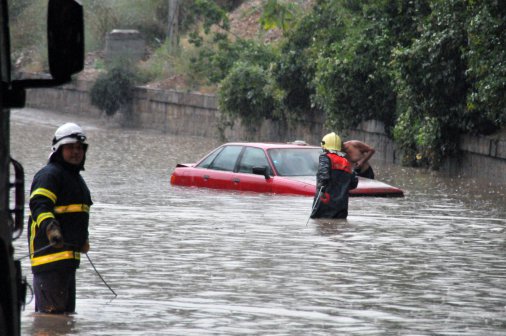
[
  {"x1": 28, "y1": 314, "x2": 76, "y2": 336},
  {"x1": 313, "y1": 219, "x2": 349, "y2": 236},
  {"x1": 10, "y1": 108, "x2": 506, "y2": 336}
]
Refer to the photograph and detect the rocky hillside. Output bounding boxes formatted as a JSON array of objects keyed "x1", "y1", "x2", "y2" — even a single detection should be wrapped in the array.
[{"x1": 77, "y1": 0, "x2": 314, "y2": 90}]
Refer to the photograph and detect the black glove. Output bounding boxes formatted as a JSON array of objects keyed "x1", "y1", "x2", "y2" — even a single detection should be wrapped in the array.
[
  {"x1": 46, "y1": 219, "x2": 63, "y2": 248},
  {"x1": 81, "y1": 240, "x2": 90, "y2": 253},
  {"x1": 317, "y1": 182, "x2": 328, "y2": 193}
]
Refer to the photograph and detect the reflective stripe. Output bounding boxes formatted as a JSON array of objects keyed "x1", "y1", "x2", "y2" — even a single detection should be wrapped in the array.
[
  {"x1": 30, "y1": 250, "x2": 80, "y2": 267},
  {"x1": 30, "y1": 188, "x2": 57, "y2": 203},
  {"x1": 35, "y1": 212, "x2": 55, "y2": 227},
  {"x1": 30, "y1": 218, "x2": 36, "y2": 256},
  {"x1": 54, "y1": 204, "x2": 90, "y2": 214}
]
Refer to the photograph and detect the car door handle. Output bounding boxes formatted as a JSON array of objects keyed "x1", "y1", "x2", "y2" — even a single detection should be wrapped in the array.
[
  {"x1": 232, "y1": 178, "x2": 240, "y2": 183},
  {"x1": 203, "y1": 175, "x2": 210, "y2": 180}
]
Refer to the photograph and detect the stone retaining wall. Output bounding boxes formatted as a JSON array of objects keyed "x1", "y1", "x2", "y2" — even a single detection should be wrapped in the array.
[{"x1": 25, "y1": 80, "x2": 505, "y2": 185}]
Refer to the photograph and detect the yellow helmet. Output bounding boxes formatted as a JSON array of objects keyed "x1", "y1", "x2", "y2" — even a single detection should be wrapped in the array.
[{"x1": 321, "y1": 132, "x2": 342, "y2": 151}]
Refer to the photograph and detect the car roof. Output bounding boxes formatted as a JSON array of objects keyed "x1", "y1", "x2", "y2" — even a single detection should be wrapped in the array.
[{"x1": 223, "y1": 142, "x2": 321, "y2": 150}]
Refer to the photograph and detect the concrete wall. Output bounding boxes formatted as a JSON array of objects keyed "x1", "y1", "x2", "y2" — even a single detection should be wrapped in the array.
[
  {"x1": 105, "y1": 30, "x2": 146, "y2": 64},
  {"x1": 445, "y1": 134, "x2": 506, "y2": 184},
  {"x1": 25, "y1": 79, "x2": 506, "y2": 185},
  {"x1": 25, "y1": 80, "x2": 327, "y2": 144}
]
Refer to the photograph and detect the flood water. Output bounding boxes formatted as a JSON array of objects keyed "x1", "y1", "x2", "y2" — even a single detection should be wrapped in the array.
[{"x1": 10, "y1": 108, "x2": 506, "y2": 335}]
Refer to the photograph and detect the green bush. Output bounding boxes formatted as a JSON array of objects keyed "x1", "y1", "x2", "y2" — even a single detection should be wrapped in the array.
[
  {"x1": 190, "y1": 35, "x2": 279, "y2": 85},
  {"x1": 218, "y1": 62, "x2": 283, "y2": 131},
  {"x1": 90, "y1": 67, "x2": 136, "y2": 117},
  {"x1": 313, "y1": 31, "x2": 396, "y2": 132},
  {"x1": 272, "y1": 8, "x2": 322, "y2": 117},
  {"x1": 391, "y1": 0, "x2": 469, "y2": 168},
  {"x1": 465, "y1": 1, "x2": 506, "y2": 134}
]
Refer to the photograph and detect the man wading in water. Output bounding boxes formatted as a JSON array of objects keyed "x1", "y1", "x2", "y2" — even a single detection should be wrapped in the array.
[
  {"x1": 310, "y1": 132, "x2": 358, "y2": 219},
  {"x1": 27, "y1": 122, "x2": 92, "y2": 314}
]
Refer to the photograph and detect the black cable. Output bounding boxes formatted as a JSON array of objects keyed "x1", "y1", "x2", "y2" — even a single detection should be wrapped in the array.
[
  {"x1": 16, "y1": 244, "x2": 53, "y2": 261},
  {"x1": 85, "y1": 253, "x2": 117, "y2": 297},
  {"x1": 18, "y1": 242, "x2": 117, "y2": 297}
]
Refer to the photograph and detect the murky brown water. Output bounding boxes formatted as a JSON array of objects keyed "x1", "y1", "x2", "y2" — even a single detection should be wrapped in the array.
[{"x1": 10, "y1": 108, "x2": 506, "y2": 335}]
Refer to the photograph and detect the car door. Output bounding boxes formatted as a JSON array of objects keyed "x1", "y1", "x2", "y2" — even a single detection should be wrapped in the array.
[
  {"x1": 234, "y1": 147, "x2": 273, "y2": 193},
  {"x1": 196, "y1": 145, "x2": 243, "y2": 190}
]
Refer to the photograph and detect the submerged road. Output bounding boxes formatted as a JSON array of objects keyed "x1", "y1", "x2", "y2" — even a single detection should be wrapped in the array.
[{"x1": 11, "y1": 108, "x2": 506, "y2": 335}]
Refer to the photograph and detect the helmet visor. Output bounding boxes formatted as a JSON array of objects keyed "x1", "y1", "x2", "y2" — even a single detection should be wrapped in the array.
[{"x1": 53, "y1": 133, "x2": 87, "y2": 145}]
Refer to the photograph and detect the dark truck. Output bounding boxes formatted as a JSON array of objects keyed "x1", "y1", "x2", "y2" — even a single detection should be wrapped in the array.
[{"x1": 0, "y1": 0, "x2": 84, "y2": 334}]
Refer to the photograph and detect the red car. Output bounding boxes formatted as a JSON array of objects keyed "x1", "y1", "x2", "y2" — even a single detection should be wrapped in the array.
[{"x1": 170, "y1": 142, "x2": 404, "y2": 197}]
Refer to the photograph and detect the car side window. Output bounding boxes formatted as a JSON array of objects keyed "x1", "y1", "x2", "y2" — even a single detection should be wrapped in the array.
[
  {"x1": 196, "y1": 147, "x2": 222, "y2": 168},
  {"x1": 208, "y1": 145, "x2": 243, "y2": 171},
  {"x1": 238, "y1": 147, "x2": 270, "y2": 174}
]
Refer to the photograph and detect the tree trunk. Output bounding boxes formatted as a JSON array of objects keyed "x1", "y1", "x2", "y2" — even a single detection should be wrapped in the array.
[{"x1": 167, "y1": 0, "x2": 179, "y2": 49}]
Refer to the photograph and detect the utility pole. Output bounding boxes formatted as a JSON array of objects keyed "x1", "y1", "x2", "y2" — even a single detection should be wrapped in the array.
[{"x1": 167, "y1": 0, "x2": 180, "y2": 49}]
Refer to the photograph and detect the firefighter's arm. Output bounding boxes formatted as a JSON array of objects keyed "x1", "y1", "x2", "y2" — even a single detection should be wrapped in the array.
[
  {"x1": 29, "y1": 171, "x2": 62, "y2": 244},
  {"x1": 316, "y1": 154, "x2": 331, "y2": 190}
]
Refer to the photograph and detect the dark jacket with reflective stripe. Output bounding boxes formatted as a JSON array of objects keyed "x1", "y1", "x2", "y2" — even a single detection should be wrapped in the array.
[
  {"x1": 310, "y1": 152, "x2": 358, "y2": 219},
  {"x1": 28, "y1": 159, "x2": 92, "y2": 274}
]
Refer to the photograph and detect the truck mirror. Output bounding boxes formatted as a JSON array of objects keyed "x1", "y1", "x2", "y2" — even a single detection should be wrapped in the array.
[
  {"x1": 8, "y1": 0, "x2": 85, "y2": 107},
  {"x1": 47, "y1": 0, "x2": 84, "y2": 81}
]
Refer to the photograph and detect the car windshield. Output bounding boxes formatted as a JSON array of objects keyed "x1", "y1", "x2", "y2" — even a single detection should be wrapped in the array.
[{"x1": 268, "y1": 148, "x2": 322, "y2": 176}]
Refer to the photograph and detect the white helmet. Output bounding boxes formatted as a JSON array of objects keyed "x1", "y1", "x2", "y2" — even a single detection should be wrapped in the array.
[{"x1": 51, "y1": 122, "x2": 87, "y2": 153}]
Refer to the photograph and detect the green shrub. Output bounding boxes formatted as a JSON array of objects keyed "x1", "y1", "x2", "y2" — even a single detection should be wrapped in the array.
[
  {"x1": 90, "y1": 67, "x2": 136, "y2": 117},
  {"x1": 313, "y1": 31, "x2": 396, "y2": 133},
  {"x1": 218, "y1": 62, "x2": 283, "y2": 131},
  {"x1": 464, "y1": 1, "x2": 506, "y2": 134},
  {"x1": 190, "y1": 36, "x2": 279, "y2": 86},
  {"x1": 391, "y1": 0, "x2": 468, "y2": 168}
]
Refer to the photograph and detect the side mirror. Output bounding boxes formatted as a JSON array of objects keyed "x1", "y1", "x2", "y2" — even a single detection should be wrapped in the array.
[
  {"x1": 47, "y1": 0, "x2": 84, "y2": 81},
  {"x1": 252, "y1": 166, "x2": 271, "y2": 179},
  {"x1": 10, "y1": 0, "x2": 83, "y2": 93}
]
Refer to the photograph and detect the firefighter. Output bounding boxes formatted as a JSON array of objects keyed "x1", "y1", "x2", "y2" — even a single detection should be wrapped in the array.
[
  {"x1": 27, "y1": 122, "x2": 92, "y2": 314},
  {"x1": 310, "y1": 132, "x2": 358, "y2": 219}
]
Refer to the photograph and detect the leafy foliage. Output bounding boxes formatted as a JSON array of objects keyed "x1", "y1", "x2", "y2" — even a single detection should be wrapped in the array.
[
  {"x1": 185, "y1": 0, "x2": 230, "y2": 47},
  {"x1": 313, "y1": 25, "x2": 397, "y2": 132},
  {"x1": 464, "y1": 1, "x2": 506, "y2": 134},
  {"x1": 11, "y1": 0, "x2": 506, "y2": 168},
  {"x1": 188, "y1": 0, "x2": 505, "y2": 169},
  {"x1": 218, "y1": 62, "x2": 283, "y2": 131},
  {"x1": 260, "y1": 0, "x2": 298, "y2": 33},
  {"x1": 272, "y1": 3, "x2": 336, "y2": 118},
  {"x1": 90, "y1": 67, "x2": 137, "y2": 117},
  {"x1": 392, "y1": 0, "x2": 471, "y2": 168},
  {"x1": 191, "y1": 36, "x2": 279, "y2": 85},
  {"x1": 183, "y1": 1, "x2": 292, "y2": 134}
]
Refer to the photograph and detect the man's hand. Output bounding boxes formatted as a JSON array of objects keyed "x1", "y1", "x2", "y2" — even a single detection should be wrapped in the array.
[
  {"x1": 81, "y1": 240, "x2": 90, "y2": 253},
  {"x1": 46, "y1": 219, "x2": 63, "y2": 248},
  {"x1": 320, "y1": 192, "x2": 331, "y2": 204},
  {"x1": 317, "y1": 182, "x2": 328, "y2": 191}
]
